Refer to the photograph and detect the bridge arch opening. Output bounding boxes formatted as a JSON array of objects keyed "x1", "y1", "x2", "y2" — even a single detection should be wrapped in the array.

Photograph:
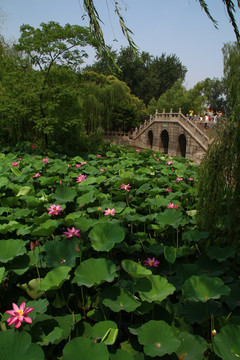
[
  {"x1": 147, "y1": 130, "x2": 154, "y2": 148},
  {"x1": 160, "y1": 130, "x2": 169, "y2": 154},
  {"x1": 177, "y1": 134, "x2": 186, "y2": 157}
]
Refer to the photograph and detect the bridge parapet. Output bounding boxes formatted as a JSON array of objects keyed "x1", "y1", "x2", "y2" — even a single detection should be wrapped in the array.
[{"x1": 133, "y1": 108, "x2": 209, "y2": 149}]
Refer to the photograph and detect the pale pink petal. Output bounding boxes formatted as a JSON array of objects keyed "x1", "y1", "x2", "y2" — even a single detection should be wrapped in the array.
[
  {"x1": 23, "y1": 316, "x2": 33, "y2": 324},
  {"x1": 12, "y1": 303, "x2": 19, "y2": 312},
  {"x1": 19, "y1": 302, "x2": 26, "y2": 311}
]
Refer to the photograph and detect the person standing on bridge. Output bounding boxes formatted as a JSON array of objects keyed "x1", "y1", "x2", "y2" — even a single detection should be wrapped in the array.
[{"x1": 189, "y1": 109, "x2": 194, "y2": 121}]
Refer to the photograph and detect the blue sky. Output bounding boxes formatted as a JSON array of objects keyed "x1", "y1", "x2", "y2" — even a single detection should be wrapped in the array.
[{"x1": 1, "y1": 0, "x2": 239, "y2": 88}]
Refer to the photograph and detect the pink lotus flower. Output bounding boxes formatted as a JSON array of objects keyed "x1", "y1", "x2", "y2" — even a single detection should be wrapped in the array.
[
  {"x1": 63, "y1": 227, "x2": 81, "y2": 238},
  {"x1": 11, "y1": 162, "x2": 18, "y2": 166},
  {"x1": 167, "y1": 203, "x2": 179, "y2": 209},
  {"x1": 32, "y1": 172, "x2": 41, "y2": 178},
  {"x1": 104, "y1": 208, "x2": 116, "y2": 216},
  {"x1": 96, "y1": 154, "x2": 101, "y2": 158},
  {"x1": 47, "y1": 204, "x2": 63, "y2": 216},
  {"x1": 42, "y1": 158, "x2": 49, "y2": 164},
  {"x1": 176, "y1": 177, "x2": 183, "y2": 182},
  {"x1": 144, "y1": 257, "x2": 160, "y2": 267},
  {"x1": 136, "y1": 149, "x2": 141, "y2": 152},
  {"x1": 167, "y1": 161, "x2": 173, "y2": 165},
  {"x1": 75, "y1": 164, "x2": 82, "y2": 168},
  {"x1": 76, "y1": 174, "x2": 87, "y2": 183},
  {"x1": 166, "y1": 187, "x2": 172, "y2": 192},
  {"x1": 5, "y1": 302, "x2": 34, "y2": 329},
  {"x1": 155, "y1": 158, "x2": 160, "y2": 162},
  {"x1": 67, "y1": 164, "x2": 71, "y2": 168},
  {"x1": 120, "y1": 184, "x2": 131, "y2": 191},
  {"x1": 31, "y1": 144, "x2": 36, "y2": 149},
  {"x1": 99, "y1": 168, "x2": 105, "y2": 172},
  {"x1": 81, "y1": 161, "x2": 87, "y2": 165},
  {"x1": 188, "y1": 177, "x2": 194, "y2": 181}
]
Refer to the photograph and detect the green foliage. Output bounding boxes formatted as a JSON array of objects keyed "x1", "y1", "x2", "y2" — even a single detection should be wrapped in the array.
[
  {"x1": 197, "y1": 42, "x2": 240, "y2": 242},
  {"x1": 88, "y1": 47, "x2": 187, "y2": 105},
  {"x1": 80, "y1": 71, "x2": 147, "y2": 132},
  {"x1": 0, "y1": 144, "x2": 239, "y2": 359}
]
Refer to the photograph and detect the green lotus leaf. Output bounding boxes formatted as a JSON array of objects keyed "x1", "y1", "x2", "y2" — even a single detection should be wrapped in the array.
[
  {"x1": 0, "y1": 221, "x2": 22, "y2": 234},
  {"x1": 26, "y1": 298, "x2": 49, "y2": 320},
  {"x1": 0, "y1": 267, "x2": 5, "y2": 283},
  {"x1": 0, "y1": 239, "x2": 26, "y2": 263},
  {"x1": 31, "y1": 313, "x2": 81, "y2": 345},
  {"x1": 121, "y1": 260, "x2": 152, "y2": 278},
  {"x1": 53, "y1": 186, "x2": 77, "y2": 202},
  {"x1": 76, "y1": 191, "x2": 96, "y2": 205},
  {"x1": 222, "y1": 280, "x2": 240, "y2": 310},
  {"x1": 17, "y1": 225, "x2": 34, "y2": 236},
  {"x1": 0, "y1": 177, "x2": 9, "y2": 187},
  {"x1": 92, "y1": 321, "x2": 118, "y2": 345},
  {"x1": 19, "y1": 278, "x2": 44, "y2": 299},
  {"x1": 110, "y1": 349, "x2": 134, "y2": 360},
  {"x1": 73, "y1": 258, "x2": 118, "y2": 287},
  {"x1": 164, "y1": 245, "x2": 176, "y2": 264},
  {"x1": 195, "y1": 255, "x2": 223, "y2": 277},
  {"x1": 54, "y1": 314, "x2": 81, "y2": 342},
  {"x1": 16, "y1": 186, "x2": 34, "y2": 197},
  {"x1": 6, "y1": 254, "x2": 30, "y2": 275},
  {"x1": 32, "y1": 321, "x2": 63, "y2": 346},
  {"x1": 176, "y1": 332, "x2": 207, "y2": 360},
  {"x1": 135, "y1": 183, "x2": 151, "y2": 195},
  {"x1": 182, "y1": 300, "x2": 222, "y2": 324},
  {"x1": 147, "y1": 197, "x2": 170, "y2": 208},
  {"x1": 124, "y1": 214, "x2": 147, "y2": 223},
  {"x1": 182, "y1": 274, "x2": 230, "y2": 302},
  {"x1": 120, "y1": 340, "x2": 144, "y2": 360},
  {"x1": 102, "y1": 285, "x2": 141, "y2": 312},
  {"x1": 0, "y1": 330, "x2": 44, "y2": 360},
  {"x1": 206, "y1": 246, "x2": 235, "y2": 262},
  {"x1": 79, "y1": 176, "x2": 97, "y2": 185},
  {"x1": 11, "y1": 208, "x2": 32, "y2": 219},
  {"x1": 182, "y1": 230, "x2": 209, "y2": 242},
  {"x1": 186, "y1": 209, "x2": 197, "y2": 217},
  {"x1": 40, "y1": 266, "x2": 71, "y2": 291},
  {"x1": 10, "y1": 166, "x2": 21, "y2": 176},
  {"x1": 32, "y1": 219, "x2": 61, "y2": 236},
  {"x1": 39, "y1": 176, "x2": 59, "y2": 186},
  {"x1": 214, "y1": 324, "x2": 240, "y2": 360},
  {"x1": 136, "y1": 275, "x2": 175, "y2": 303},
  {"x1": 63, "y1": 337, "x2": 109, "y2": 360},
  {"x1": 156, "y1": 209, "x2": 182, "y2": 228},
  {"x1": 89, "y1": 222, "x2": 125, "y2": 252},
  {"x1": 44, "y1": 238, "x2": 78, "y2": 268},
  {"x1": 137, "y1": 320, "x2": 181, "y2": 357}
]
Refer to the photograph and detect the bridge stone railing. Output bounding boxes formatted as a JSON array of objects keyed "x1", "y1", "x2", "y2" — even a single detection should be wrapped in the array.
[{"x1": 132, "y1": 108, "x2": 209, "y2": 150}]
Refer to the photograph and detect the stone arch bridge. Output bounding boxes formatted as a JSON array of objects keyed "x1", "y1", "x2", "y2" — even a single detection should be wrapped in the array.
[{"x1": 104, "y1": 109, "x2": 210, "y2": 163}]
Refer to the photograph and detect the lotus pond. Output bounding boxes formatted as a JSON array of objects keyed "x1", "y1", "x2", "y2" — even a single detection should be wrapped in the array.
[{"x1": 0, "y1": 145, "x2": 239, "y2": 360}]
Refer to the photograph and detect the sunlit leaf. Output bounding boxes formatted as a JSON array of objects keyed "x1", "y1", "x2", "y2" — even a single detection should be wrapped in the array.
[
  {"x1": 0, "y1": 330, "x2": 44, "y2": 360},
  {"x1": 40, "y1": 266, "x2": 71, "y2": 291},
  {"x1": 0, "y1": 239, "x2": 26, "y2": 263},
  {"x1": 102, "y1": 285, "x2": 141, "y2": 312},
  {"x1": 89, "y1": 222, "x2": 125, "y2": 251},
  {"x1": 74, "y1": 258, "x2": 118, "y2": 287},
  {"x1": 182, "y1": 274, "x2": 230, "y2": 302},
  {"x1": 63, "y1": 337, "x2": 109, "y2": 360},
  {"x1": 121, "y1": 260, "x2": 152, "y2": 278},
  {"x1": 137, "y1": 320, "x2": 181, "y2": 357}
]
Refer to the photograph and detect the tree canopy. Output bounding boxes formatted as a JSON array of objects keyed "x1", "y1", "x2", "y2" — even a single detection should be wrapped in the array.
[
  {"x1": 87, "y1": 46, "x2": 187, "y2": 105},
  {"x1": 197, "y1": 41, "x2": 240, "y2": 242}
]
